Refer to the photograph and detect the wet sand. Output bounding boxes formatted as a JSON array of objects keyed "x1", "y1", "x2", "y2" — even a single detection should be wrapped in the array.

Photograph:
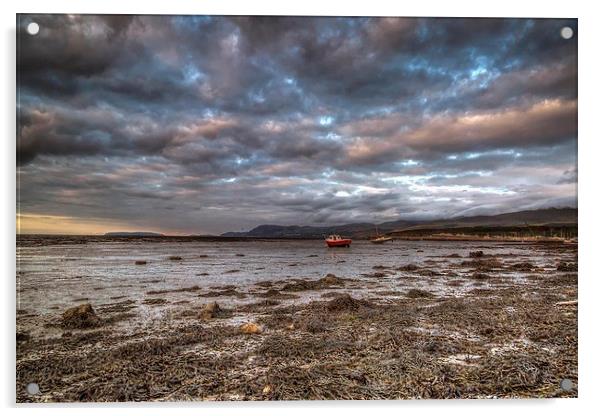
[{"x1": 16, "y1": 238, "x2": 577, "y2": 401}]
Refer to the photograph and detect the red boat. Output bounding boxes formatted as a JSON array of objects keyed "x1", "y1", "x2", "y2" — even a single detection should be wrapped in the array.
[{"x1": 325, "y1": 234, "x2": 352, "y2": 247}]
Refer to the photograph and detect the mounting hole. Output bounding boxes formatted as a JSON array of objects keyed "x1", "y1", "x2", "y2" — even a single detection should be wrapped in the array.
[
  {"x1": 26, "y1": 382, "x2": 40, "y2": 395},
  {"x1": 560, "y1": 26, "x2": 573, "y2": 40},
  {"x1": 560, "y1": 378, "x2": 573, "y2": 391},
  {"x1": 26, "y1": 22, "x2": 39, "y2": 36}
]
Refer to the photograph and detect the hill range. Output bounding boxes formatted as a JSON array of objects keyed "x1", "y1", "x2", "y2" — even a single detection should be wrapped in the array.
[{"x1": 221, "y1": 207, "x2": 577, "y2": 239}]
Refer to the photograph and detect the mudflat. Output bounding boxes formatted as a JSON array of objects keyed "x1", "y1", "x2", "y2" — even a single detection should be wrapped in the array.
[{"x1": 16, "y1": 238, "x2": 577, "y2": 401}]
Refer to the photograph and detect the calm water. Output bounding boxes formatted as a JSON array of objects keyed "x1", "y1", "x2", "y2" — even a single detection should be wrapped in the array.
[{"x1": 16, "y1": 240, "x2": 569, "y2": 319}]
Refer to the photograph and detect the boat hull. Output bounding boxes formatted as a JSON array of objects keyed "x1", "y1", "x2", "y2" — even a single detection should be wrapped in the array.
[
  {"x1": 370, "y1": 237, "x2": 393, "y2": 244},
  {"x1": 325, "y1": 239, "x2": 352, "y2": 247}
]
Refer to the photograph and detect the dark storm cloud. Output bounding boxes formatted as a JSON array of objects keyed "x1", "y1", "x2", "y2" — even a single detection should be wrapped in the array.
[
  {"x1": 18, "y1": 15, "x2": 134, "y2": 77},
  {"x1": 16, "y1": 15, "x2": 577, "y2": 234}
]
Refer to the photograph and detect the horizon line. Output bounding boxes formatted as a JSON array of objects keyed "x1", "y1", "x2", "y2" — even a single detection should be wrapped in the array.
[{"x1": 15, "y1": 206, "x2": 577, "y2": 237}]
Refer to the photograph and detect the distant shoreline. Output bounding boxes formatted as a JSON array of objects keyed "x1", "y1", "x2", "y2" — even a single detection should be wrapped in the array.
[
  {"x1": 392, "y1": 235, "x2": 576, "y2": 243},
  {"x1": 16, "y1": 233, "x2": 576, "y2": 247}
]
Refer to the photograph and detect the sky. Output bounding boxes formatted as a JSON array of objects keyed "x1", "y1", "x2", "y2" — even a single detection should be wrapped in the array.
[{"x1": 17, "y1": 15, "x2": 577, "y2": 235}]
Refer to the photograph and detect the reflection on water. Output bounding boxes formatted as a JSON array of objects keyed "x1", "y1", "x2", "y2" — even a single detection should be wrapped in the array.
[{"x1": 16, "y1": 240, "x2": 572, "y2": 316}]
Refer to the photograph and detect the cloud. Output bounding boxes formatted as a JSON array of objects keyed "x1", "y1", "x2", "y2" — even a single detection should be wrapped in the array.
[
  {"x1": 557, "y1": 167, "x2": 578, "y2": 184},
  {"x1": 16, "y1": 15, "x2": 578, "y2": 234},
  {"x1": 340, "y1": 98, "x2": 576, "y2": 167}
]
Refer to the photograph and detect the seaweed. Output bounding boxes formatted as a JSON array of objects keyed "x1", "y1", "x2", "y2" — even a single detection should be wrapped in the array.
[
  {"x1": 17, "y1": 242, "x2": 578, "y2": 402},
  {"x1": 406, "y1": 289, "x2": 435, "y2": 299}
]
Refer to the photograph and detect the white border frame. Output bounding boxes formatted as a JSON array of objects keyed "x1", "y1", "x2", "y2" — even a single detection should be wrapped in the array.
[{"x1": 3, "y1": 1, "x2": 600, "y2": 415}]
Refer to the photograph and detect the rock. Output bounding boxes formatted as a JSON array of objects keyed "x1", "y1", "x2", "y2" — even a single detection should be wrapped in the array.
[
  {"x1": 204, "y1": 301, "x2": 221, "y2": 312},
  {"x1": 469, "y1": 251, "x2": 484, "y2": 258},
  {"x1": 200, "y1": 302, "x2": 221, "y2": 319},
  {"x1": 326, "y1": 294, "x2": 373, "y2": 311},
  {"x1": 135, "y1": 260, "x2": 147, "y2": 265},
  {"x1": 321, "y1": 273, "x2": 342, "y2": 285},
  {"x1": 169, "y1": 256, "x2": 183, "y2": 261},
  {"x1": 240, "y1": 322, "x2": 263, "y2": 334},
  {"x1": 61, "y1": 303, "x2": 100, "y2": 329}
]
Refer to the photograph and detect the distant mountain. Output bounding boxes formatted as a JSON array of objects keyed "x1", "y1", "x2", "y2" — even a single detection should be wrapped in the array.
[
  {"x1": 104, "y1": 231, "x2": 164, "y2": 237},
  {"x1": 222, "y1": 222, "x2": 381, "y2": 239},
  {"x1": 221, "y1": 207, "x2": 576, "y2": 239},
  {"x1": 398, "y1": 207, "x2": 577, "y2": 231}
]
